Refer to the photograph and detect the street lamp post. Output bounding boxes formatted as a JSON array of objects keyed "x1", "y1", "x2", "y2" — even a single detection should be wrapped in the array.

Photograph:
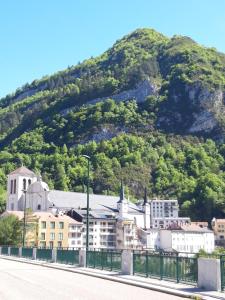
[
  {"x1": 22, "y1": 189, "x2": 27, "y2": 247},
  {"x1": 82, "y1": 155, "x2": 90, "y2": 266}
]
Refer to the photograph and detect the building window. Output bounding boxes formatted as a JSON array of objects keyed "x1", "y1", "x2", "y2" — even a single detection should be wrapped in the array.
[
  {"x1": 40, "y1": 241, "x2": 46, "y2": 248},
  {"x1": 41, "y1": 233, "x2": 45, "y2": 240},
  {"x1": 59, "y1": 222, "x2": 64, "y2": 229},
  {"x1": 13, "y1": 179, "x2": 16, "y2": 194},
  {"x1": 10, "y1": 180, "x2": 13, "y2": 194},
  {"x1": 50, "y1": 233, "x2": 55, "y2": 240},
  {"x1": 23, "y1": 178, "x2": 26, "y2": 191},
  {"x1": 41, "y1": 221, "x2": 46, "y2": 229},
  {"x1": 37, "y1": 204, "x2": 41, "y2": 210},
  {"x1": 57, "y1": 241, "x2": 62, "y2": 248},
  {"x1": 50, "y1": 222, "x2": 55, "y2": 229},
  {"x1": 49, "y1": 241, "x2": 54, "y2": 248},
  {"x1": 58, "y1": 232, "x2": 63, "y2": 240},
  {"x1": 28, "y1": 179, "x2": 31, "y2": 185}
]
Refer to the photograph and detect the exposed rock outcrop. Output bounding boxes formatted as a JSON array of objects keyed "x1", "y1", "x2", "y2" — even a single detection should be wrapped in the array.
[{"x1": 89, "y1": 79, "x2": 159, "y2": 105}]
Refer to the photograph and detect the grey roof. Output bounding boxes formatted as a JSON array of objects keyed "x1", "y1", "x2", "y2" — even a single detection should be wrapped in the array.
[{"x1": 49, "y1": 190, "x2": 142, "y2": 214}]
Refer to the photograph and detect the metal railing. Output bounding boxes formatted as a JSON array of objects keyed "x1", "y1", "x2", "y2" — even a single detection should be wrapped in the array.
[
  {"x1": 87, "y1": 248, "x2": 122, "y2": 271},
  {"x1": 10, "y1": 247, "x2": 19, "y2": 257},
  {"x1": 221, "y1": 255, "x2": 225, "y2": 291},
  {"x1": 36, "y1": 248, "x2": 52, "y2": 262},
  {"x1": 57, "y1": 248, "x2": 79, "y2": 265},
  {"x1": 133, "y1": 251, "x2": 197, "y2": 284},
  {"x1": 22, "y1": 247, "x2": 33, "y2": 259},
  {"x1": 0, "y1": 246, "x2": 199, "y2": 286},
  {"x1": 1, "y1": 246, "x2": 9, "y2": 255}
]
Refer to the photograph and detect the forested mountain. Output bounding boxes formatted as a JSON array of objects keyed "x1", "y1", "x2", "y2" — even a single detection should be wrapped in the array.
[{"x1": 1, "y1": 28, "x2": 225, "y2": 221}]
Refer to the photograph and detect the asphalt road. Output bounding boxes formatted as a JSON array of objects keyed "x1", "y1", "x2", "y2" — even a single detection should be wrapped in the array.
[{"x1": 0, "y1": 258, "x2": 186, "y2": 300}]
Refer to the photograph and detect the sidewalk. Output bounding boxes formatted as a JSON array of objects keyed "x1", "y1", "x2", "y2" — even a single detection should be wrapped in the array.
[{"x1": 0, "y1": 255, "x2": 225, "y2": 300}]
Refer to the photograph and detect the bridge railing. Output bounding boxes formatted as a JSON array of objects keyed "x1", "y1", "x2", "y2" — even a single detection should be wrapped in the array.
[
  {"x1": 133, "y1": 250, "x2": 197, "y2": 284},
  {"x1": 87, "y1": 248, "x2": 122, "y2": 271},
  {"x1": 0, "y1": 246, "x2": 222, "y2": 291}
]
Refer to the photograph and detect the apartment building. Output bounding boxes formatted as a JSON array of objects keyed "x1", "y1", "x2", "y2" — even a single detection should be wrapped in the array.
[{"x1": 68, "y1": 222, "x2": 83, "y2": 248}]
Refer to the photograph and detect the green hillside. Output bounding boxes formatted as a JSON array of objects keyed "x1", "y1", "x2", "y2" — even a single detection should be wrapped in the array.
[{"x1": 0, "y1": 28, "x2": 225, "y2": 221}]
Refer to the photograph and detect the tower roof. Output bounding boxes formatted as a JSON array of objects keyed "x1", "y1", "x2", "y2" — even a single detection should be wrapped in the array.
[
  {"x1": 117, "y1": 180, "x2": 128, "y2": 203},
  {"x1": 9, "y1": 166, "x2": 35, "y2": 176},
  {"x1": 143, "y1": 187, "x2": 148, "y2": 205}
]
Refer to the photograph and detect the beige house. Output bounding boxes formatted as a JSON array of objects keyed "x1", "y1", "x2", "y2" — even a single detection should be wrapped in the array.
[
  {"x1": 34, "y1": 212, "x2": 79, "y2": 248},
  {"x1": 212, "y1": 218, "x2": 225, "y2": 246}
]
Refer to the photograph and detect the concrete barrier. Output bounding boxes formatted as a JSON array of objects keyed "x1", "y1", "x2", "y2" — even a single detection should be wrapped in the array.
[
  {"x1": 198, "y1": 257, "x2": 221, "y2": 291},
  {"x1": 121, "y1": 250, "x2": 133, "y2": 275},
  {"x1": 52, "y1": 248, "x2": 57, "y2": 263},
  {"x1": 79, "y1": 249, "x2": 86, "y2": 267}
]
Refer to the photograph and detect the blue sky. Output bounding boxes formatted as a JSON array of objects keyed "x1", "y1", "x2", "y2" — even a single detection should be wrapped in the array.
[{"x1": 1, "y1": 0, "x2": 225, "y2": 98}]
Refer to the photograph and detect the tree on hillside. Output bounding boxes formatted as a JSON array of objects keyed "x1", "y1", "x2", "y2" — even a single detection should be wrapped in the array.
[{"x1": 0, "y1": 215, "x2": 22, "y2": 245}]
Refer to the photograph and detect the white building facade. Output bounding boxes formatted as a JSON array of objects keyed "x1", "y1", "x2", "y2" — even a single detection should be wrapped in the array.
[{"x1": 160, "y1": 226, "x2": 215, "y2": 253}]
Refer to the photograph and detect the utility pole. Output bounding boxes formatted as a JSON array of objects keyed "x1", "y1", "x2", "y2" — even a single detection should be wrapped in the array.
[
  {"x1": 82, "y1": 155, "x2": 90, "y2": 267},
  {"x1": 22, "y1": 189, "x2": 27, "y2": 247}
]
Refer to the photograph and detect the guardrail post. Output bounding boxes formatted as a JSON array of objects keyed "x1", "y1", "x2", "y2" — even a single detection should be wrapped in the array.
[
  {"x1": 33, "y1": 248, "x2": 37, "y2": 260},
  {"x1": 198, "y1": 257, "x2": 221, "y2": 291},
  {"x1": 176, "y1": 254, "x2": 179, "y2": 283},
  {"x1": 160, "y1": 252, "x2": 163, "y2": 280},
  {"x1": 8, "y1": 246, "x2": 11, "y2": 256},
  {"x1": 121, "y1": 249, "x2": 133, "y2": 275},
  {"x1": 79, "y1": 248, "x2": 86, "y2": 267},
  {"x1": 0, "y1": 246, "x2": 2, "y2": 255},
  {"x1": 145, "y1": 251, "x2": 148, "y2": 278},
  {"x1": 52, "y1": 248, "x2": 57, "y2": 263},
  {"x1": 19, "y1": 247, "x2": 22, "y2": 258}
]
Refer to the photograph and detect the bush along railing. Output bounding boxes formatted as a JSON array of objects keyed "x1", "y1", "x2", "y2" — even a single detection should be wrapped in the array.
[
  {"x1": 133, "y1": 251, "x2": 198, "y2": 284},
  {"x1": 87, "y1": 248, "x2": 122, "y2": 271}
]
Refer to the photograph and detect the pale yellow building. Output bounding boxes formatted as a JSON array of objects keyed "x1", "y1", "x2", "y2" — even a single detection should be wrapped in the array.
[
  {"x1": 3, "y1": 210, "x2": 80, "y2": 248},
  {"x1": 34, "y1": 212, "x2": 79, "y2": 248}
]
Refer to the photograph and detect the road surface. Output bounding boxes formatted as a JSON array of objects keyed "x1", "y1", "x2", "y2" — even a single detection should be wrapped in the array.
[{"x1": 0, "y1": 258, "x2": 186, "y2": 300}]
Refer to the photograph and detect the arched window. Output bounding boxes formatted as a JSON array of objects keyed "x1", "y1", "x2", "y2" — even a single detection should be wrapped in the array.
[
  {"x1": 13, "y1": 179, "x2": 16, "y2": 194},
  {"x1": 28, "y1": 179, "x2": 31, "y2": 186},
  {"x1": 10, "y1": 180, "x2": 13, "y2": 194},
  {"x1": 37, "y1": 204, "x2": 41, "y2": 210},
  {"x1": 23, "y1": 179, "x2": 26, "y2": 191}
]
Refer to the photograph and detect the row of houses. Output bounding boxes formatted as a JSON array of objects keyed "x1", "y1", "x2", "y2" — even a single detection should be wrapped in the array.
[{"x1": 1, "y1": 166, "x2": 217, "y2": 253}]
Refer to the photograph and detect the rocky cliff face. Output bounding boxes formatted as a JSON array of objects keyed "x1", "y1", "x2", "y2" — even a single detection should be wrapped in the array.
[
  {"x1": 89, "y1": 79, "x2": 159, "y2": 105},
  {"x1": 158, "y1": 82, "x2": 225, "y2": 138}
]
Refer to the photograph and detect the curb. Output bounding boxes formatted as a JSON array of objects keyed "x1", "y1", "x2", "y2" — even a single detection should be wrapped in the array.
[{"x1": 0, "y1": 255, "x2": 217, "y2": 300}]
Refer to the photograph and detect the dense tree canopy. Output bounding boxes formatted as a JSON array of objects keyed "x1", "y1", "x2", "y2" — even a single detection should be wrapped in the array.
[{"x1": 0, "y1": 28, "x2": 225, "y2": 222}]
